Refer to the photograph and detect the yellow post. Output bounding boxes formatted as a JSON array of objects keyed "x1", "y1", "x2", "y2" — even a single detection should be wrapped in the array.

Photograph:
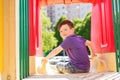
[{"x1": 0, "y1": 0, "x2": 4, "y2": 72}]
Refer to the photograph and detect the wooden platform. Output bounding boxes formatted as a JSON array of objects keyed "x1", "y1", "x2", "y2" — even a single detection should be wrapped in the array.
[
  {"x1": 23, "y1": 72, "x2": 120, "y2": 80},
  {"x1": 26, "y1": 56, "x2": 118, "y2": 80}
]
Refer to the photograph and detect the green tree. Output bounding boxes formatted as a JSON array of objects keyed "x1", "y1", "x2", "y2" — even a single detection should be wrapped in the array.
[
  {"x1": 82, "y1": 12, "x2": 91, "y2": 40},
  {"x1": 72, "y1": 18, "x2": 83, "y2": 35},
  {"x1": 41, "y1": 8, "x2": 58, "y2": 55},
  {"x1": 73, "y1": 12, "x2": 91, "y2": 40}
]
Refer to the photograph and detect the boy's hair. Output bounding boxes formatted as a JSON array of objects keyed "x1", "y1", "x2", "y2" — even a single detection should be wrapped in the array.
[{"x1": 58, "y1": 20, "x2": 74, "y2": 31}]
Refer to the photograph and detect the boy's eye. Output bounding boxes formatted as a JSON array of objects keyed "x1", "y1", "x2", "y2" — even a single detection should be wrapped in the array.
[{"x1": 64, "y1": 29, "x2": 67, "y2": 31}]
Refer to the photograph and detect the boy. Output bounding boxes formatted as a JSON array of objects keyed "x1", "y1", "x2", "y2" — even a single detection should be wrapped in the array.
[{"x1": 42, "y1": 20, "x2": 95, "y2": 73}]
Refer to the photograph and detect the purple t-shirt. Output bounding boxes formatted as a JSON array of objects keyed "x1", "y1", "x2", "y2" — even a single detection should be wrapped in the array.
[{"x1": 60, "y1": 34, "x2": 90, "y2": 70}]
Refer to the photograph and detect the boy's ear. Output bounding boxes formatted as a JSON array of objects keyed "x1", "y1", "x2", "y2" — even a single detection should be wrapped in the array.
[{"x1": 71, "y1": 28, "x2": 75, "y2": 31}]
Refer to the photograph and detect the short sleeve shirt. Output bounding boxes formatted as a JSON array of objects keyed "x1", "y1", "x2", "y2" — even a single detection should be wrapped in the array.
[{"x1": 60, "y1": 34, "x2": 90, "y2": 70}]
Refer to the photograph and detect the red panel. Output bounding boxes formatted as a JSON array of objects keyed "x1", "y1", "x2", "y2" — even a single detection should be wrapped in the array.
[
  {"x1": 99, "y1": 1, "x2": 107, "y2": 48},
  {"x1": 83, "y1": 0, "x2": 97, "y2": 4},
  {"x1": 36, "y1": 0, "x2": 39, "y2": 48},
  {"x1": 91, "y1": 3, "x2": 102, "y2": 53},
  {"x1": 71, "y1": 0, "x2": 80, "y2": 3},
  {"x1": 64, "y1": 0, "x2": 71, "y2": 4},
  {"x1": 39, "y1": 0, "x2": 97, "y2": 6},
  {"x1": 47, "y1": 0, "x2": 55, "y2": 5},
  {"x1": 36, "y1": 0, "x2": 43, "y2": 56},
  {"x1": 91, "y1": 0, "x2": 115, "y2": 53},
  {"x1": 29, "y1": 0, "x2": 36, "y2": 56},
  {"x1": 71, "y1": 0, "x2": 90, "y2": 3},
  {"x1": 84, "y1": 0, "x2": 89, "y2": 1},
  {"x1": 82, "y1": 0, "x2": 89, "y2": 2},
  {"x1": 39, "y1": 0, "x2": 47, "y2": 6},
  {"x1": 55, "y1": 0, "x2": 64, "y2": 4},
  {"x1": 103, "y1": 0, "x2": 115, "y2": 52},
  {"x1": 89, "y1": 0, "x2": 97, "y2": 4}
]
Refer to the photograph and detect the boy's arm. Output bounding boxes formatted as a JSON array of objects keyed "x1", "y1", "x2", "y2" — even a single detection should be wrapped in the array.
[
  {"x1": 44, "y1": 46, "x2": 63, "y2": 60},
  {"x1": 85, "y1": 40, "x2": 96, "y2": 58}
]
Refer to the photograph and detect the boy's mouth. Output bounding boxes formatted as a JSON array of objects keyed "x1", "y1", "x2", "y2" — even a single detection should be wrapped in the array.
[{"x1": 63, "y1": 34, "x2": 67, "y2": 36}]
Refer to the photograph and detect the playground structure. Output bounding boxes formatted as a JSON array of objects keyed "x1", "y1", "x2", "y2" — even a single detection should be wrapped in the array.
[{"x1": 0, "y1": 0, "x2": 120, "y2": 80}]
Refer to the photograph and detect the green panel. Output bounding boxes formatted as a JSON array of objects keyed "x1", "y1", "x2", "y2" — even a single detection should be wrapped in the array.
[
  {"x1": 112, "y1": 0, "x2": 120, "y2": 72},
  {"x1": 19, "y1": 0, "x2": 29, "y2": 80},
  {"x1": 23, "y1": 0, "x2": 26, "y2": 77},
  {"x1": 24, "y1": 0, "x2": 29, "y2": 76},
  {"x1": 19, "y1": 0, "x2": 24, "y2": 79}
]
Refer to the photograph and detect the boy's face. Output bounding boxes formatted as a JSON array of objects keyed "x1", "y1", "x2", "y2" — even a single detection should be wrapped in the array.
[{"x1": 59, "y1": 24, "x2": 74, "y2": 39}]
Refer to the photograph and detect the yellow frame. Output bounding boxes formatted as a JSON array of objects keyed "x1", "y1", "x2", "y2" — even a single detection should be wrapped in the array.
[{"x1": 0, "y1": 0, "x2": 4, "y2": 72}]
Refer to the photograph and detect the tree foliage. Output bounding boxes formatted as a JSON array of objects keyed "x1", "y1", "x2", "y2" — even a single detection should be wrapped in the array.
[
  {"x1": 73, "y1": 12, "x2": 92, "y2": 40},
  {"x1": 41, "y1": 8, "x2": 58, "y2": 53}
]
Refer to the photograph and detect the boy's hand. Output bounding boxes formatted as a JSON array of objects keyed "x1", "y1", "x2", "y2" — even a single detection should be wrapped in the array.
[
  {"x1": 37, "y1": 57, "x2": 48, "y2": 74},
  {"x1": 41, "y1": 57, "x2": 48, "y2": 64}
]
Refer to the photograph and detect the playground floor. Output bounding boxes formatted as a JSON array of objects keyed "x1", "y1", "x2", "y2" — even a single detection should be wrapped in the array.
[
  {"x1": 24, "y1": 63, "x2": 120, "y2": 80},
  {"x1": 23, "y1": 56, "x2": 120, "y2": 80},
  {"x1": 23, "y1": 71, "x2": 120, "y2": 80}
]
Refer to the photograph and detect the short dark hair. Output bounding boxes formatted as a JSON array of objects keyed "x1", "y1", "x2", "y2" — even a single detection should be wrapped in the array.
[{"x1": 58, "y1": 20, "x2": 74, "y2": 31}]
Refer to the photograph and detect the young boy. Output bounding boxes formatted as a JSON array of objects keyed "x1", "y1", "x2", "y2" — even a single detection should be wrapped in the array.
[{"x1": 42, "y1": 20, "x2": 95, "y2": 73}]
